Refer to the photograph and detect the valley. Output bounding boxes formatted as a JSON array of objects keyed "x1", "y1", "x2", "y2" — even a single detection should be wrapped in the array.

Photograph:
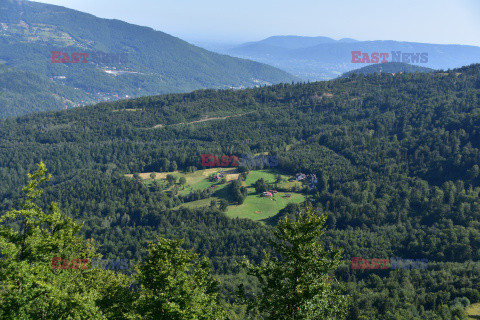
[
  {"x1": 1, "y1": 1, "x2": 480, "y2": 318},
  {"x1": 1, "y1": 64, "x2": 480, "y2": 318}
]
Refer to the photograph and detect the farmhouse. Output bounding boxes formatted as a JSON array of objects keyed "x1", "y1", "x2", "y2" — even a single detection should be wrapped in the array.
[{"x1": 295, "y1": 173, "x2": 306, "y2": 181}]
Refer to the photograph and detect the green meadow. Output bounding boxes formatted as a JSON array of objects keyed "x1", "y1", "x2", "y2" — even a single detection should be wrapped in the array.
[
  {"x1": 467, "y1": 303, "x2": 480, "y2": 319},
  {"x1": 127, "y1": 168, "x2": 306, "y2": 221}
]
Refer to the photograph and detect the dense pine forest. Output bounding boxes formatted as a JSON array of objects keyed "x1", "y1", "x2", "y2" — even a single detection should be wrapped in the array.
[{"x1": 1, "y1": 64, "x2": 480, "y2": 319}]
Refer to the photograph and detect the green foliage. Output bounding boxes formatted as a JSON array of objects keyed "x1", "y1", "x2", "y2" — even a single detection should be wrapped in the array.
[
  {"x1": 0, "y1": 0, "x2": 296, "y2": 118},
  {"x1": 133, "y1": 237, "x2": 227, "y2": 320},
  {"x1": 0, "y1": 162, "x2": 131, "y2": 319},
  {"x1": 240, "y1": 207, "x2": 349, "y2": 319},
  {"x1": 219, "y1": 199, "x2": 229, "y2": 212},
  {"x1": 166, "y1": 174, "x2": 177, "y2": 186},
  {"x1": 179, "y1": 176, "x2": 187, "y2": 186},
  {"x1": 340, "y1": 62, "x2": 434, "y2": 78},
  {"x1": 230, "y1": 179, "x2": 248, "y2": 204},
  {"x1": 0, "y1": 64, "x2": 89, "y2": 118},
  {"x1": 254, "y1": 178, "x2": 269, "y2": 194},
  {"x1": 1, "y1": 65, "x2": 480, "y2": 318}
]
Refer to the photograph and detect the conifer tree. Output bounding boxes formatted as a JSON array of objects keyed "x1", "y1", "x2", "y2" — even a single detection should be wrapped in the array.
[
  {"x1": 240, "y1": 206, "x2": 350, "y2": 319},
  {"x1": 0, "y1": 162, "x2": 132, "y2": 319},
  {"x1": 133, "y1": 237, "x2": 226, "y2": 320}
]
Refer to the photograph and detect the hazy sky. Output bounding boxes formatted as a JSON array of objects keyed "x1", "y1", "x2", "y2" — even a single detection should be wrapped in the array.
[{"x1": 34, "y1": 0, "x2": 480, "y2": 46}]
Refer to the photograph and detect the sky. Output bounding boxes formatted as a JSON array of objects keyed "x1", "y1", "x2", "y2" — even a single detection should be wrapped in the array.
[{"x1": 34, "y1": 0, "x2": 480, "y2": 47}]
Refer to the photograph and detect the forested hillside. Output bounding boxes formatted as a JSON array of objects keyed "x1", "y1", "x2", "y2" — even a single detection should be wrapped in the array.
[
  {"x1": 0, "y1": 64, "x2": 93, "y2": 117},
  {"x1": 0, "y1": 0, "x2": 296, "y2": 117},
  {"x1": 340, "y1": 62, "x2": 435, "y2": 78},
  {"x1": 1, "y1": 64, "x2": 480, "y2": 319}
]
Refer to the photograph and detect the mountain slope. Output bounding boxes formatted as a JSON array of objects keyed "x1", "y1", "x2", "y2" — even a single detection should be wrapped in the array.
[
  {"x1": 0, "y1": 64, "x2": 93, "y2": 118},
  {"x1": 339, "y1": 62, "x2": 435, "y2": 78},
  {"x1": 219, "y1": 36, "x2": 480, "y2": 80},
  {"x1": 0, "y1": 0, "x2": 297, "y2": 117},
  {"x1": 0, "y1": 64, "x2": 479, "y2": 318}
]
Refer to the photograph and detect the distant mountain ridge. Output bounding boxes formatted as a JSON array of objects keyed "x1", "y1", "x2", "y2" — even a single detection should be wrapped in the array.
[
  {"x1": 215, "y1": 35, "x2": 480, "y2": 80},
  {"x1": 0, "y1": 0, "x2": 297, "y2": 117},
  {"x1": 238, "y1": 35, "x2": 359, "y2": 50}
]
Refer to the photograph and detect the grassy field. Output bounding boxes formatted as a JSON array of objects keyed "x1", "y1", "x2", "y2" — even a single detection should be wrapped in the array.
[
  {"x1": 243, "y1": 169, "x2": 303, "y2": 191},
  {"x1": 175, "y1": 198, "x2": 215, "y2": 209},
  {"x1": 126, "y1": 168, "x2": 306, "y2": 221},
  {"x1": 467, "y1": 303, "x2": 480, "y2": 319},
  {"x1": 227, "y1": 191, "x2": 305, "y2": 221},
  {"x1": 228, "y1": 169, "x2": 305, "y2": 221},
  {"x1": 177, "y1": 168, "x2": 239, "y2": 196}
]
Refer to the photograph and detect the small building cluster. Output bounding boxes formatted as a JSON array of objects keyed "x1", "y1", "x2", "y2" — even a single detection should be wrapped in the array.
[
  {"x1": 212, "y1": 173, "x2": 224, "y2": 181},
  {"x1": 295, "y1": 173, "x2": 318, "y2": 184},
  {"x1": 295, "y1": 173, "x2": 306, "y2": 181},
  {"x1": 262, "y1": 190, "x2": 278, "y2": 197}
]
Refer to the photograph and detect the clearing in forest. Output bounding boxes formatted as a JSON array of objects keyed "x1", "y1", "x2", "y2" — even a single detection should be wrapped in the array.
[{"x1": 126, "y1": 168, "x2": 306, "y2": 221}]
